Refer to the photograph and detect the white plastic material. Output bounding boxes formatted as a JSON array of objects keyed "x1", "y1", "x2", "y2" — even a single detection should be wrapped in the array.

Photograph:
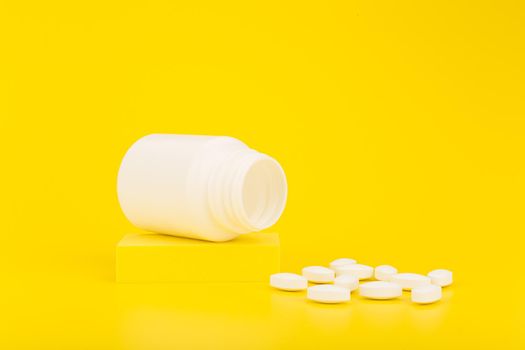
[
  {"x1": 329, "y1": 258, "x2": 357, "y2": 270},
  {"x1": 411, "y1": 284, "x2": 442, "y2": 304},
  {"x1": 270, "y1": 273, "x2": 308, "y2": 291},
  {"x1": 334, "y1": 275, "x2": 359, "y2": 291},
  {"x1": 307, "y1": 285, "x2": 350, "y2": 303},
  {"x1": 428, "y1": 269, "x2": 453, "y2": 287},
  {"x1": 302, "y1": 266, "x2": 335, "y2": 283},
  {"x1": 374, "y1": 265, "x2": 398, "y2": 281},
  {"x1": 117, "y1": 134, "x2": 288, "y2": 242},
  {"x1": 359, "y1": 281, "x2": 402, "y2": 300},
  {"x1": 335, "y1": 264, "x2": 374, "y2": 280},
  {"x1": 391, "y1": 273, "x2": 431, "y2": 290}
]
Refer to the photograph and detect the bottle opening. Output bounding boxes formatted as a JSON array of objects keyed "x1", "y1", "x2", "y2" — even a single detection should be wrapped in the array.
[
  {"x1": 208, "y1": 149, "x2": 288, "y2": 234},
  {"x1": 239, "y1": 157, "x2": 287, "y2": 231}
]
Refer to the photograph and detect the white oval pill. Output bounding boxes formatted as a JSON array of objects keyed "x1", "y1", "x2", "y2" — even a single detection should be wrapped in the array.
[
  {"x1": 307, "y1": 284, "x2": 350, "y2": 303},
  {"x1": 329, "y1": 258, "x2": 357, "y2": 270},
  {"x1": 302, "y1": 266, "x2": 335, "y2": 283},
  {"x1": 375, "y1": 265, "x2": 398, "y2": 281},
  {"x1": 334, "y1": 275, "x2": 359, "y2": 291},
  {"x1": 270, "y1": 273, "x2": 308, "y2": 291},
  {"x1": 359, "y1": 281, "x2": 402, "y2": 300},
  {"x1": 335, "y1": 264, "x2": 374, "y2": 280},
  {"x1": 391, "y1": 273, "x2": 431, "y2": 290},
  {"x1": 411, "y1": 284, "x2": 442, "y2": 304},
  {"x1": 428, "y1": 269, "x2": 453, "y2": 287}
]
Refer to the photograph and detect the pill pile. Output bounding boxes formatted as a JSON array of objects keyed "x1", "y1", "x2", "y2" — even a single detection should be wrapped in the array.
[{"x1": 270, "y1": 258, "x2": 452, "y2": 305}]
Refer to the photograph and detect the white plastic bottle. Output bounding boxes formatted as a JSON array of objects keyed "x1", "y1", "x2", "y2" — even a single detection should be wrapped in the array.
[{"x1": 117, "y1": 134, "x2": 288, "y2": 242}]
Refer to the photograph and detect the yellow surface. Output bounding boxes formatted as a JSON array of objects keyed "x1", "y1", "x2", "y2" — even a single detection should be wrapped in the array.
[
  {"x1": 116, "y1": 233, "x2": 280, "y2": 282},
  {"x1": 1, "y1": 0, "x2": 524, "y2": 349}
]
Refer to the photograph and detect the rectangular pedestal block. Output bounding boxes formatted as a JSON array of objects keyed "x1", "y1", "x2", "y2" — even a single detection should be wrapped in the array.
[{"x1": 116, "y1": 232, "x2": 280, "y2": 283}]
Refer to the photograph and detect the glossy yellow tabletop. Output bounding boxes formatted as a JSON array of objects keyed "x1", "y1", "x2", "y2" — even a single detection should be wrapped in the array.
[{"x1": 1, "y1": 1, "x2": 524, "y2": 349}]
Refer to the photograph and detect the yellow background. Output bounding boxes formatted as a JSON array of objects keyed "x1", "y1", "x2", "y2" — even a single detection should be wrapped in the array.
[{"x1": 1, "y1": 0, "x2": 524, "y2": 348}]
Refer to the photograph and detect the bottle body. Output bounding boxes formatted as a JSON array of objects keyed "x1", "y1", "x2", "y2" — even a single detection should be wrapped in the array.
[{"x1": 117, "y1": 134, "x2": 287, "y2": 242}]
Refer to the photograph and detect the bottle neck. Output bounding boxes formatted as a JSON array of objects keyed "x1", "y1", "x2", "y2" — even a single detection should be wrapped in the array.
[{"x1": 208, "y1": 149, "x2": 287, "y2": 234}]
